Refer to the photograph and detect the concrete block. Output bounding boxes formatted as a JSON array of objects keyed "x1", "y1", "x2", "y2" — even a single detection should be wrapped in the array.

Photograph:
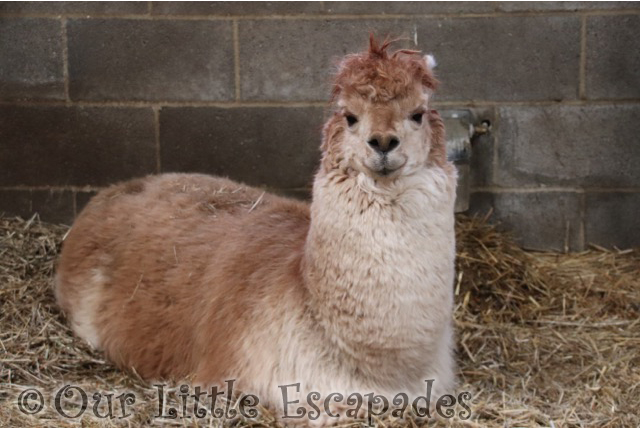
[
  {"x1": 152, "y1": 2, "x2": 322, "y2": 15},
  {"x1": 324, "y1": 2, "x2": 496, "y2": 14},
  {"x1": 75, "y1": 190, "x2": 98, "y2": 216},
  {"x1": 239, "y1": 19, "x2": 414, "y2": 101},
  {"x1": 0, "y1": 189, "x2": 74, "y2": 224},
  {"x1": 160, "y1": 106, "x2": 324, "y2": 188},
  {"x1": 586, "y1": 15, "x2": 640, "y2": 99},
  {"x1": 585, "y1": 192, "x2": 640, "y2": 249},
  {"x1": 416, "y1": 16, "x2": 581, "y2": 101},
  {"x1": 496, "y1": 105, "x2": 640, "y2": 187},
  {"x1": 470, "y1": 191, "x2": 583, "y2": 251},
  {"x1": 0, "y1": 2, "x2": 148, "y2": 15},
  {"x1": 67, "y1": 19, "x2": 234, "y2": 101},
  {"x1": 0, "y1": 18, "x2": 64, "y2": 100},
  {"x1": 497, "y1": 2, "x2": 639, "y2": 12},
  {"x1": 239, "y1": 16, "x2": 581, "y2": 102},
  {"x1": 0, "y1": 106, "x2": 156, "y2": 186}
]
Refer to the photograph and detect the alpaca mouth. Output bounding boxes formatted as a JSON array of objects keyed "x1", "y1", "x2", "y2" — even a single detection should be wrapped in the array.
[
  {"x1": 370, "y1": 164, "x2": 403, "y2": 178},
  {"x1": 380, "y1": 167, "x2": 398, "y2": 176},
  {"x1": 372, "y1": 158, "x2": 406, "y2": 177}
]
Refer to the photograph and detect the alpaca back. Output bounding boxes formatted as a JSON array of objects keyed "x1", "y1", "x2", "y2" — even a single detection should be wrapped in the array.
[{"x1": 56, "y1": 173, "x2": 310, "y2": 381}]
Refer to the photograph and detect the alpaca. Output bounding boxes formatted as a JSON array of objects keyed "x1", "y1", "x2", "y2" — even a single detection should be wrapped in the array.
[{"x1": 55, "y1": 36, "x2": 457, "y2": 423}]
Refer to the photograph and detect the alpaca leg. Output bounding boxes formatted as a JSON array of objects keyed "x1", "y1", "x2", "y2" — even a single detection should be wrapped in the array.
[{"x1": 55, "y1": 269, "x2": 105, "y2": 349}]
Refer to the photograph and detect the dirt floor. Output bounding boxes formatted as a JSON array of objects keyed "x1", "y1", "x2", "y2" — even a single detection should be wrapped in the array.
[{"x1": 1, "y1": 214, "x2": 638, "y2": 427}]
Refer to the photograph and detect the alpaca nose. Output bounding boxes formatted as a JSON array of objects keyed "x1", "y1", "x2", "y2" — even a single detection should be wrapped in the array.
[{"x1": 367, "y1": 134, "x2": 400, "y2": 154}]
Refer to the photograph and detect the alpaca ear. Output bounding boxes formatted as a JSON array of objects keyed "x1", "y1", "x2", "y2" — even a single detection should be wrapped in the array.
[
  {"x1": 424, "y1": 54, "x2": 437, "y2": 71},
  {"x1": 421, "y1": 54, "x2": 439, "y2": 92}
]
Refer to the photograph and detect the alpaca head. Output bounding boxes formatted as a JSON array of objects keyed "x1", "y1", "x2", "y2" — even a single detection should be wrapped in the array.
[{"x1": 321, "y1": 35, "x2": 443, "y2": 180}]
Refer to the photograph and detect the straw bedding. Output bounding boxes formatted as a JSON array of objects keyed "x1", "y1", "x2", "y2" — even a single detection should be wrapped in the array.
[{"x1": 0, "y1": 213, "x2": 638, "y2": 427}]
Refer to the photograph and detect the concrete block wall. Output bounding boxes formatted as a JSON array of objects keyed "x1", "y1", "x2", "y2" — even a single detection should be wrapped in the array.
[{"x1": 1, "y1": 1, "x2": 639, "y2": 250}]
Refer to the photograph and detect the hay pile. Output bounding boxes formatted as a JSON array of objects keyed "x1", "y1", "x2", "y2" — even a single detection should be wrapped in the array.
[{"x1": 1, "y1": 214, "x2": 638, "y2": 427}]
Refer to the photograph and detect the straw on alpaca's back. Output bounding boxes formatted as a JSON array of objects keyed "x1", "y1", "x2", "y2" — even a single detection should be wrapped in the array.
[{"x1": 56, "y1": 173, "x2": 310, "y2": 380}]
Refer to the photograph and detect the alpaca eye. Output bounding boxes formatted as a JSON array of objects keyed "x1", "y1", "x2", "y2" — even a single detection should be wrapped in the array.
[
  {"x1": 411, "y1": 112, "x2": 423, "y2": 124},
  {"x1": 345, "y1": 114, "x2": 358, "y2": 127}
]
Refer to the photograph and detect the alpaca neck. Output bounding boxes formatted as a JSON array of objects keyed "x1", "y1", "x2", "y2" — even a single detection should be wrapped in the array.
[{"x1": 303, "y1": 166, "x2": 456, "y2": 353}]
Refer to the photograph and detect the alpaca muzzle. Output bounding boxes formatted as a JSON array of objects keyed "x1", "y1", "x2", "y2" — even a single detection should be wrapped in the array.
[{"x1": 367, "y1": 133, "x2": 400, "y2": 154}]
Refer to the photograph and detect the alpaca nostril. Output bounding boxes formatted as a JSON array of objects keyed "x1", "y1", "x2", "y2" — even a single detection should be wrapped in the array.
[
  {"x1": 367, "y1": 138, "x2": 380, "y2": 149},
  {"x1": 388, "y1": 137, "x2": 399, "y2": 151},
  {"x1": 368, "y1": 135, "x2": 399, "y2": 154}
]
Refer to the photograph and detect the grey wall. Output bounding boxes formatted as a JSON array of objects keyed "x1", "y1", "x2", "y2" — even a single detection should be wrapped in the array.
[{"x1": 1, "y1": 1, "x2": 639, "y2": 250}]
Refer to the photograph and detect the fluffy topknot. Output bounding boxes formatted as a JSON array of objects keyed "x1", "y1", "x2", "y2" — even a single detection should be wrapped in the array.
[{"x1": 332, "y1": 35, "x2": 439, "y2": 102}]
